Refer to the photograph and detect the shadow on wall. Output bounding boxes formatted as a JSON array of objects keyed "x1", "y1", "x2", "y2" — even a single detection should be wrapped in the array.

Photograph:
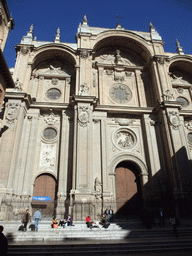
[{"x1": 114, "y1": 145, "x2": 192, "y2": 220}]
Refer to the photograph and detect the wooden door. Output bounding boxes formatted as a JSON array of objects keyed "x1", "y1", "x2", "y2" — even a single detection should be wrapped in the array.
[
  {"x1": 115, "y1": 167, "x2": 139, "y2": 217},
  {"x1": 32, "y1": 174, "x2": 56, "y2": 218}
]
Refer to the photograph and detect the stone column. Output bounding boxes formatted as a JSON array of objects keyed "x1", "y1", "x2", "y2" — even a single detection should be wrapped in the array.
[
  {"x1": 57, "y1": 110, "x2": 70, "y2": 218},
  {"x1": 7, "y1": 101, "x2": 27, "y2": 193},
  {"x1": 22, "y1": 112, "x2": 39, "y2": 195},
  {"x1": 135, "y1": 70, "x2": 146, "y2": 107},
  {"x1": 150, "y1": 60, "x2": 163, "y2": 102},
  {"x1": 75, "y1": 65, "x2": 80, "y2": 95},
  {"x1": 98, "y1": 67, "x2": 104, "y2": 105},
  {"x1": 100, "y1": 119, "x2": 108, "y2": 193},
  {"x1": 13, "y1": 115, "x2": 32, "y2": 195}
]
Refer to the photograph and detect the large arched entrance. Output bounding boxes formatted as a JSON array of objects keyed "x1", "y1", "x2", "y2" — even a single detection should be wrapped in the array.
[
  {"x1": 115, "y1": 161, "x2": 142, "y2": 218},
  {"x1": 32, "y1": 174, "x2": 57, "y2": 218}
]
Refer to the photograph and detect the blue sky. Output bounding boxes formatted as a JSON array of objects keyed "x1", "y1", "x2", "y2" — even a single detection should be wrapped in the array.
[{"x1": 4, "y1": 0, "x2": 192, "y2": 68}]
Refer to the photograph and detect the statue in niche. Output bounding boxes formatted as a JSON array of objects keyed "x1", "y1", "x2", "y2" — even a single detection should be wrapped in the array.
[{"x1": 94, "y1": 177, "x2": 102, "y2": 199}]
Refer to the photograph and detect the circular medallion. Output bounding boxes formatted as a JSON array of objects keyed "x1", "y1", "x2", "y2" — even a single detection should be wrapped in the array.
[
  {"x1": 113, "y1": 129, "x2": 136, "y2": 150},
  {"x1": 109, "y1": 83, "x2": 132, "y2": 104},
  {"x1": 43, "y1": 127, "x2": 57, "y2": 140},
  {"x1": 46, "y1": 88, "x2": 61, "y2": 100}
]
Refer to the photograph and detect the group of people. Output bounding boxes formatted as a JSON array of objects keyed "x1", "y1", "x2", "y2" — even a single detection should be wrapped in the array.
[
  {"x1": 85, "y1": 207, "x2": 114, "y2": 230},
  {"x1": 21, "y1": 208, "x2": 41, "y2": 232},
  {"x1": 51, "y1": 215, "x2": 74, "y2": 228}
]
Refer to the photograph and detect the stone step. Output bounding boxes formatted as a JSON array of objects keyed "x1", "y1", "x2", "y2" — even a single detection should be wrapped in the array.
[
  {"x1": 7, "y1": 240, "x2": 192, "y2": 255},
  {"x1": 2, "y1": 220, "x2": 192, "y2": 243}
]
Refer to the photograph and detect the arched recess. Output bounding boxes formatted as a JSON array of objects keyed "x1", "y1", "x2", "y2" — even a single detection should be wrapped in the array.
[
  {"x1": 92, "y1": 31, "x2": 153, "y2": 62},
  {"x1": 32, "y1": 173, "x2": 57, "y2": 218},
  {"x1": 109, "y1": 154, "x2": 148, "y2": 218},
  {"x1": 30, "y1": 47, "x2": 77, "y2": 101},
  {"x1": 169, "y1": 57, "x2": 192, "y2": 109},
  {"x1": 92, "y1": 33, "x2": 155, "y2": 107}
]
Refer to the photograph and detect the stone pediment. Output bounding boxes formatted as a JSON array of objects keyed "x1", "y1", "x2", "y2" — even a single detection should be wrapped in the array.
[
  {"x1": 171, "y1": 71, "x2": 192, "y2": 87},
  {"x1": 33, "y1": 61, "x2": 72, "y2": 79}
]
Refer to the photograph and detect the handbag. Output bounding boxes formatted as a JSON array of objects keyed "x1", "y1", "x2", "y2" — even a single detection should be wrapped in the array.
[{"x1": 53, "y1": 224, "x2": 58, "y2": 228}]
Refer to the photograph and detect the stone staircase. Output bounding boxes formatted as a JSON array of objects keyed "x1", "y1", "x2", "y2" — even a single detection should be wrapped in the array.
[{"x1": 1, "y1": 219, "x2": 192, "y2": 255}]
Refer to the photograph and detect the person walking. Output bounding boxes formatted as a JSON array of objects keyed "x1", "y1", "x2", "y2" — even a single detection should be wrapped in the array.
[
  {"x1": 0, "y1": 225, "x2": 8, "y2": 255},
  {"x1": 33, "y1": 208, "x2": 42, "y2": 231},
  {"x1": 22, "y1": 209, "x2": 31, "y2": 231}
]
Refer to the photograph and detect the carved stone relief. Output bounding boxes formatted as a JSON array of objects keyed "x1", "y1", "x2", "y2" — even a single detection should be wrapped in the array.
[
  {"x1": 185, "y1": 120, "x2": 192, "y2": 131},
  {"x1": 80, "y1": 50, "x2": 89, "y2": 59},
  {"x1": 170, "y1": 70, "x2": 192, "y2": 86},
  {"x1": 5, "y1": 103, "x2": 20, "y2": 124},
  {"x1": 21, "y1": 45, "x2": 30, "y2": 55},
  {"x1": 51, "y1": 78, "x2": 59, "y2": 85},
  {"x1": 113, "y1": 128, "x2": 136, "y2": 150},
  {"x1": 42, "y1": 111, "x2": 59, "y2": 125},
  {"x1": 162, "y1": 90, "x2": 175, "y2": 101},
  {"x1": 79, "y1": 83, "x2": 89, "y2": 96},
  {"x1": 39, "y1": 143, "x2": 56, "y2": 171},
  {"x1": 14, "y1": 78, "x2": 23, "y2": 92},
  {"x1": 114, "y1": 118, "x2": 134, "y2": 126},
  {"x1": 168, "y1": 111, "x2": 180, "y2": 130},
  {"x1": 109, "y1": 83, "x2": 132, "y2": 104},
  {"x1": 33, "y1": 61, "x2": 73, "y2": 78},
  {"x1": 78, "y1": 106, "x2": 90, "y2": 127},
  {"x1": 95, "y1": 49, "x2": 144, "y2": 66}
]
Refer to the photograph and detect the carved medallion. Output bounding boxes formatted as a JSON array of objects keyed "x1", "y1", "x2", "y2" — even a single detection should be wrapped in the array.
[
  {"x1": 168, "y1": 111, "x2": 180, "y2": 130},
  {"x1": 109, "y1": 83, "x2": 132, "y2": 104},
  {"x1": 78, "y1": 106, "x2": 90, "y2": 127},
  {"x1": 51, "y1": 78, "x2": 59, "y2": 85},
  {"x1": 5, "y1": 103, "x2": 20, "y2": 124},
  {"x1": 113, "y1": 129, "x2": 136, "y2": 149}
]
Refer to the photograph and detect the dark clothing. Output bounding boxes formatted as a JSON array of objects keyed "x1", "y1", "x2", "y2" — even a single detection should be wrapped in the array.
[
  {"x1": 59, "y1": 220, "x2": 66, "y2": 228},
  {"x1": 67, "y1": 216, "x2": 73, "y2": 226},
  {"x1": 22, "y1": 212, "x2": 31, "y2": 229},
  {"x1": 0, "y1": 232, "x2": 8, "y2": 255}
]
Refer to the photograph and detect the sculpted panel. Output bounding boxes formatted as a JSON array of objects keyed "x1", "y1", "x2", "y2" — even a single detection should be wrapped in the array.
[
  {"x1": 109, "y1": 83, "x2": 132, "y2": 104},
  {"x1": 95, "y1": 49, "x2": 144, "y2": 67},
  {"x1": 39, "y1": 143, "x2": 57, "y2": 172}
]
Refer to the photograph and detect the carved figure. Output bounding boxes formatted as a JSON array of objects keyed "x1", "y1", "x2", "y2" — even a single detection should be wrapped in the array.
[
  {"x1": 79, "y1": 83, "x2": 89, "y2": 96},
  {"x1": 14, "y1": 78, "x2": 23, "y2": 91},
  {"x1": 162, "y1": 90, "x2": 174, "y2": 101}
]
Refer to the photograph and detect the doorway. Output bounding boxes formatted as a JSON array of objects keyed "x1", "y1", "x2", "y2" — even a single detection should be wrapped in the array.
[
  {"x1": 32, "y1": 174, "x2": 57, "y2": 218},
  {"x1": 115, "y1": 161, "x2": 142, "y2": 218}
]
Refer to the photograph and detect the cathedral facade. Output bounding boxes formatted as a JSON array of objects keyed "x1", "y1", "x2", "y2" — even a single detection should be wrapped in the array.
[{"x1": 1, "y1": 15, "x2": 192, "y2": 220}]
